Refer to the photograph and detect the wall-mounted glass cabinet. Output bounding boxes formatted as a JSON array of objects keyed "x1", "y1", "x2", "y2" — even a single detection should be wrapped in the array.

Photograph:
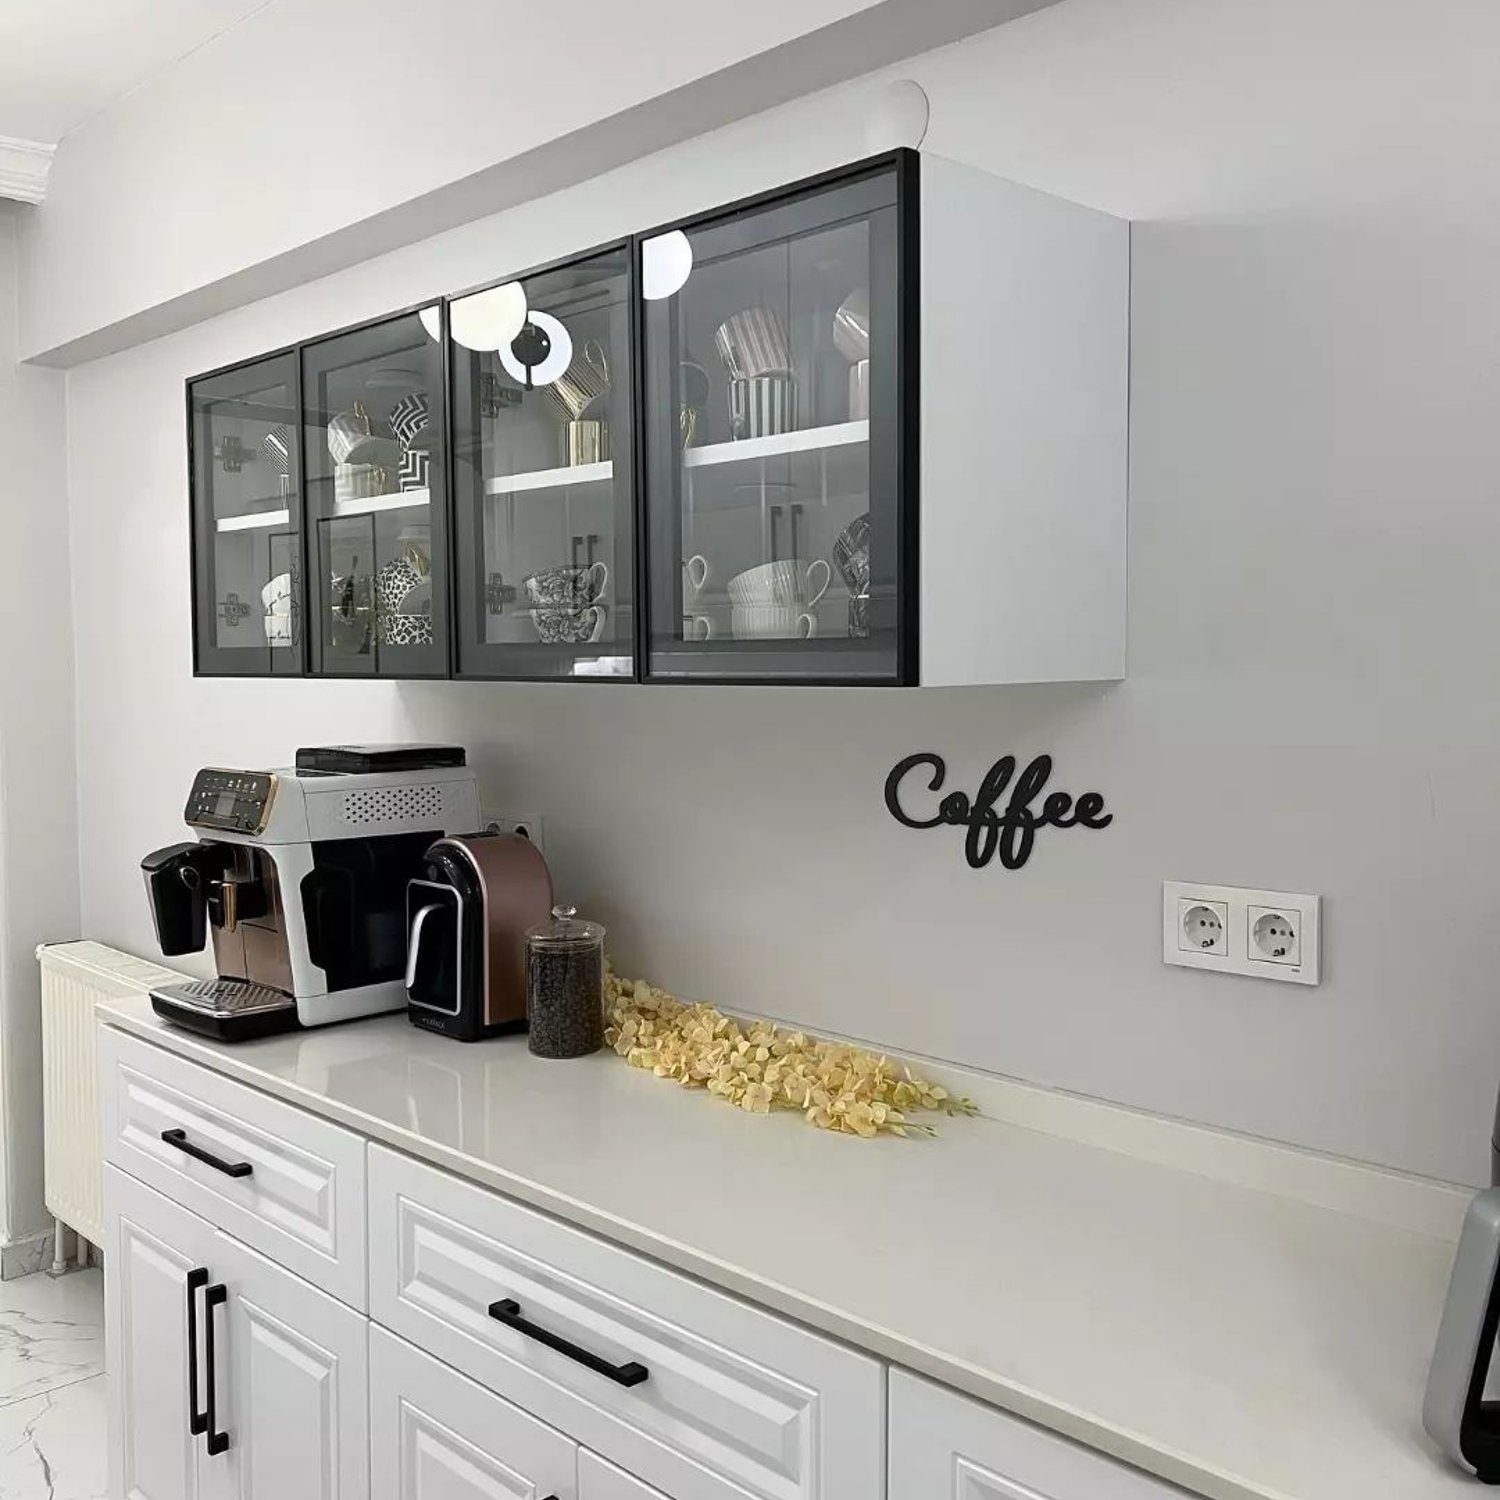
[
  {"x1": 449, "y1": 246, "x2": 635, "y2": 679},
  {"x1": 300, "y1": 306, "x2": 450, "y2": 678},
  {"x1": 189, "y1": 353, "x2": 304, "y2": 675},
  {"x1": 640, "y1": 157, "x2": 914, "y2": 684},
  {"x1": 186, "y1": 151, "x2": 1128, "y2": 688}
]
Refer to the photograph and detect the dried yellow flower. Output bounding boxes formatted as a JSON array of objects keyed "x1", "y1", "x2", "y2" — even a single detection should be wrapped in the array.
[{"x1": 603, "y1": 965, "x2": 978, "y2": 1139}]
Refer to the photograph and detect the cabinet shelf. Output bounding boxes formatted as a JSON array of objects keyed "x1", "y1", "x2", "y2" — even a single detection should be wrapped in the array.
[
  {"x1": 332, "y1": 487, "x2": 430, "y2": 518},
  {"x1": 485, "y1": 461, "x2": 613, "y2": 496},
  {"x1": 682, "y1": 420, "x2": 869, "y2": 469},
  {"x1": 217, "y1": 508, "x2": 291, "y2": 533}
]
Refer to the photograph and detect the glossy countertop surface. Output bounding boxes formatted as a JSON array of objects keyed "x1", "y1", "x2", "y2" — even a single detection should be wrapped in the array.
[{"x1": 99, "y1": 994, "x2": 1473, "y2": 1500}]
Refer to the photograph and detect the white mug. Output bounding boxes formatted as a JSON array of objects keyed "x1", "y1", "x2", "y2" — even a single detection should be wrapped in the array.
[
  {"x1": 727, "y1": 557, "x2": 831, "y2": 610},
  {"x1": 732, "y1": 604, "x2": 818, "y2": 640},
  {"x1": 682, "y1": 613, "x2": 714, "y2": 641},
  {"x1": 683, "y1": 554, "x2": 710, "y2": 596}
]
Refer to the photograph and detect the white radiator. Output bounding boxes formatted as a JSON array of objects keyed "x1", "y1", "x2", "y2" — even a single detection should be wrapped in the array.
[{"x1": 37, "y1": 940, "x2": 183, "y2": 1258}]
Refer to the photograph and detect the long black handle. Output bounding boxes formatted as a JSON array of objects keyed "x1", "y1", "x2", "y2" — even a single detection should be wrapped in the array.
[
  {"x1": 187, "y1": 1268, "x2": 209, "y2": 1436},
  {"x1": 204, "y1": 1283, "x2": 230, "y2": 1455},
  {"x1": 487, "y1": 1298, "x2": 648, "y2": 1387},
  {"x1": 161, "y1": 1128, "x2": 253, "y2": 1179}
]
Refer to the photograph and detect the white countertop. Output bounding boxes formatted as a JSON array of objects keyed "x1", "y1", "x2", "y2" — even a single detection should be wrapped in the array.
[{"x1": 99, "y1": 994, "x2": 1475, "y2": 1500}]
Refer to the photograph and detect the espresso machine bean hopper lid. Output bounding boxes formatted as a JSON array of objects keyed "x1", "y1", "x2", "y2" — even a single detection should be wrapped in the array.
[{"x1": 295, "y1": 744, "x2": 466, "y2": 774}]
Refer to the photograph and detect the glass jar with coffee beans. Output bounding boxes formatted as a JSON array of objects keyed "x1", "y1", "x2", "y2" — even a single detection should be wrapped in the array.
[{"x1": 525, "y1": 904, "x2": 606, "y2": 1058}]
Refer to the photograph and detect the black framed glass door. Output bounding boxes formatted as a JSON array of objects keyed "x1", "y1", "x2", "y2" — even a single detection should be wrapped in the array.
[
  {"x1": 189, "y1": 353, "x2": 304, "y2": 675},
  {"x1": 450, "y1": 245, "x2": 635, "y2": 679},
  {"x1": 640, "y1": 153, "x2": 914, "y2": 684},
  {"x1": 301, "y1": 307, "x2": 450, "y2": 677}
]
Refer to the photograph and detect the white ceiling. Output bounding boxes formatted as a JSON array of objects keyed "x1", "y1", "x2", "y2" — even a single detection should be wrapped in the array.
[{"x1": 0, "y1": 0, "x2": 272, "y2": 145}]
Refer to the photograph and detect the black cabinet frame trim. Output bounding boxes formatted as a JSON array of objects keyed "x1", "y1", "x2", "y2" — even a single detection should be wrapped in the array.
[
  {"x1": 185, "y1": 151, "x2": 919, "y2": 686},
  {"x1": 187, "y1": 349, "x2": 309, "y2": 677},
  {"x1": 447, "y1": 238, "x2": 639, "y2": 682},
  {"x1": 636, "y1": 147, "x2": 919, "y2": 687}
]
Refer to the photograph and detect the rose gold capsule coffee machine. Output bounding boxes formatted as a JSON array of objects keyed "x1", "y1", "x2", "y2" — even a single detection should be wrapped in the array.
[{"x1": 404, "y1": 832, "x2": 554, "y2": 1042}]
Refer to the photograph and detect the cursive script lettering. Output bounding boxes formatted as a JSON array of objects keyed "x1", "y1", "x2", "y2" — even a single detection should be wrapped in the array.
[{"x1": 884, "y1": 752, "x2": 1112, "y2": 871}]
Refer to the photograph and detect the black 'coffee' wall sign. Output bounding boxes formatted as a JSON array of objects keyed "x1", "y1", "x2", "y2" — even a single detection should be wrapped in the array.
[{"x1": 884, "y1": 753, "x2": 1112, "y2": 871}]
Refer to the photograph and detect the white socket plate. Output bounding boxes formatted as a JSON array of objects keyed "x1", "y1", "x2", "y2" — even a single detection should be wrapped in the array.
[{"x1": 1162, "y1": 881, "x2": 1320, "y2": 986}]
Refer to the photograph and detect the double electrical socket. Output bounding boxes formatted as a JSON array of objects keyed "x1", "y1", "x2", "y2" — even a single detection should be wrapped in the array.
[
  {"x1": 483, "y1": 812, "x2": 546, "y2": 856},
  {"x1": 1162, "y1": 881, "x2": 1320, "y2": 986}
]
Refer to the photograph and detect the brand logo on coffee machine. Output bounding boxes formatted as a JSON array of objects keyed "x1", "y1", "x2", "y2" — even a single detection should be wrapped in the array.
[{"x1": 883, "y1": 753, "x2": 1112, "y2": 871}]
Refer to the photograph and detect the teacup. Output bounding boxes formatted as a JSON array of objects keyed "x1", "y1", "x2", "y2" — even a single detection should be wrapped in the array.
[
  {"x1": 682, "y1": 554, "x2": 710, "y2": 600},
  {"x1": 682, "y1": 614, "x2": 714, "y2": 641},
  {"x1": 732, "y1": 604, "x2": 817, "y2": 640},
  {"x1": 531, "y1": 605, "x2": 607, "y2": 645},
  {"x1": 727, "y1": 558, "x2": 830, "y2": 610},
  {"x1": 524, "y1": 561, "x2": 608, "y2": 610}
]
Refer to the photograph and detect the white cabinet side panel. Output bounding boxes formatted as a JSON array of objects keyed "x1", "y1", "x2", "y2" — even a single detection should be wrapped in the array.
[{"x1": 919, "y1": 153, "x2": 1128, "y2": 686}]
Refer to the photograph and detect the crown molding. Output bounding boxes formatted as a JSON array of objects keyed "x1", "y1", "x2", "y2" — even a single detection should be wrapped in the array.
[{"x1": 0, "y1": 136, "x2": 56, "y2": 205}]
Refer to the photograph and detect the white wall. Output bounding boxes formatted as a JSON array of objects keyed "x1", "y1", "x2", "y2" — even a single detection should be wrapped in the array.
[
  {"x1": 17, "y1": 0, "x2": 1051, "y2": 363},
  {"x1": 0, "y1": 205, "x2": 80, "y2": 1246},
  {"x1": 56, "y1": 0, "x2": 1500, "y2": 1186}
]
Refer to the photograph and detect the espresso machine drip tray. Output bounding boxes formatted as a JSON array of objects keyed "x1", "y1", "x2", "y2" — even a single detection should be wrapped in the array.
[{"x1": 150, "y1": 978, "x2": 299, "y2": 1041}]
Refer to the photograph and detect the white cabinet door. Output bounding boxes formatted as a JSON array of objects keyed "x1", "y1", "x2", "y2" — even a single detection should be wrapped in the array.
[
  {"x1": 198, "y1": 1231, "x2": 369, "y2": 1500},
  {"x1": 105, "y1": 1166, "x2": 219, "y2": 1500},
  {"x1": 578, "y1": 1452, "x2": 668, "y2": 1500},
  {"x1": 889, "y1": 1370, "x2": 1188, "y2": 1500},
  {"x1": 369, "y1": 1326, "x2": 577, "y2": 1500}
]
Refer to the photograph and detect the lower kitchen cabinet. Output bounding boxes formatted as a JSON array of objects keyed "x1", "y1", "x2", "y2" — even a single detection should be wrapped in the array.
[
  {"x1": 105, "y1": 1166, "x2": 369, "y2": 1500},
  {"x1": 104, "y1": 1028, "x2": 1214, "y2": 1500},
  {"x1": 370, "y1": 1325, "x2": 578, "y2": 1500},
  {"x1": 106, "y1": 1164, "x2": 218, "y2": 1500},
  {"x1": 889, "y1": 1369, "x2": 1187, "y2": 1500},
  {"x1": 578, "y1": 1452, "x2": 668, "y2": 1500}
]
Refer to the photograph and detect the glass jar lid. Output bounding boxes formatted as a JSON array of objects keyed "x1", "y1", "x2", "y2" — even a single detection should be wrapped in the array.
[{"x1": 527, "y1": 903, "x2": 606, "y2": 949}]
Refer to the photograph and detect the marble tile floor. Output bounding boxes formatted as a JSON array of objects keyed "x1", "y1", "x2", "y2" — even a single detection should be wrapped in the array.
[{"x1": 0, "y1": 1269, "x2": 106, "y2": 1499}]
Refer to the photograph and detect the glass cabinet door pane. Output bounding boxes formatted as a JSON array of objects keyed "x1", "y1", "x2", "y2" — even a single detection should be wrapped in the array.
[
  {"x1": 190, "y1": 354, "x2": 303, "y2": 675},
  {"x1": 642, "y1": 158, "x2": 911, "y2": 683},
  {"x1": 301, "y1": 308, "x2": 449, "y2": 677},
  {"x1": 450, "y1": 247, "x2": 635, "y2": 679}
]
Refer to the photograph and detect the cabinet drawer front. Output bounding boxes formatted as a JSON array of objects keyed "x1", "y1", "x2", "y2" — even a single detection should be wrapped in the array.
[
  {"x1": 369, "y1": 1146, "x2": 884, "y2": 1500},
  {"x1": 579, "y1": 1452, "x2": 668, "y2": 1500},
  {"x1": 889, "y1": 1370, "x2": 1189, "y2": 1499},
  {"x1": 102, "y1": 1027, "x2": 366, "y2": 1308},
  {"x1": 371, "y1": 1326, "x2": 577, "y2": 1500}
]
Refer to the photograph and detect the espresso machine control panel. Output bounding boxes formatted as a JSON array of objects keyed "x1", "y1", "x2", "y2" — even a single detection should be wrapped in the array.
[{"x1": 185, "y1": 768, "x2": 277, "y2": 834}]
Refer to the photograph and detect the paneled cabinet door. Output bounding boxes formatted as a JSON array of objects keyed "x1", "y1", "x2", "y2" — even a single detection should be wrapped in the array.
[
  {"x1": 197, "y1": 1231, "x2": 369, "y2": 1500},
  {"x1": 105, "y1": 1166, "x2": 219, "y2": 1500},
  {"x1": 889, "y1": 1370, "x2": 1187, "y2": 1500},
  {"x1": 578, "y1": 1452, "x2": 669, "y2": 1500},
  {"x1": 369, "y1": 1325, "x2": 577, "y2": 1500}
]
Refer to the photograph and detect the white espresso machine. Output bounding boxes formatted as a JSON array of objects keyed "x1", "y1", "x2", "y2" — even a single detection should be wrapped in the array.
[{"x1": 142, "y1": 745, "x2": 480, "y2": 1039}]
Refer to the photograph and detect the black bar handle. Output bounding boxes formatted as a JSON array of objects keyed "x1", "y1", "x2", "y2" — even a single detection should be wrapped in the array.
[
  {"x1": 162, "y1": 1128, "x2": 253, "y2": 1179},
  {"x1": 487, "y1": 1298, "x2": 648, "y2": 1387},
  {"x1": 205, "y1": 1283, "x2": 230, "y2": 1456},
  {"x1": 187, "y1": 1268, "x2": 209, "y2": 1437}
]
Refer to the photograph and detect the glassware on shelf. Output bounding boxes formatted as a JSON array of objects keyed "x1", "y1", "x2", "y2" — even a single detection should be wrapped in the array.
[
  {"x1": 641, "y1": 155, "x2": 908, "y2": 681},
  {"x1": 448, "y1": 245, "x2": 635, "y2": 679},
  {"x1": 190, "y1": 352, "x2": 304, "y2": 675},
  {"x1": 301, "y1": 305, "x2": 449, "y2": 676}
]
